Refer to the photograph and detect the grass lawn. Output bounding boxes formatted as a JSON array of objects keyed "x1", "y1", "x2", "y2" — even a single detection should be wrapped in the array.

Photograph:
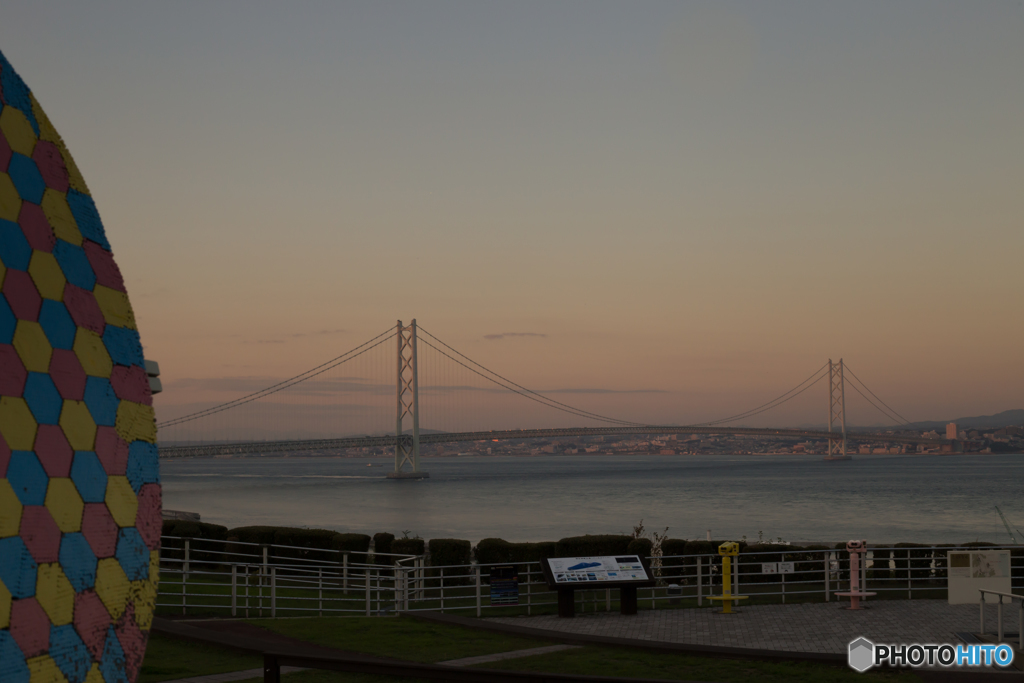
[{"x1": 139, "y1": 632, "x2": 262, "y2": 683}]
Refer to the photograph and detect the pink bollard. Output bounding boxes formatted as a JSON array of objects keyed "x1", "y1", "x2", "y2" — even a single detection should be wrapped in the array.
[{"x1": 836, "y1": 540, "x2": 877, "y2": 610}]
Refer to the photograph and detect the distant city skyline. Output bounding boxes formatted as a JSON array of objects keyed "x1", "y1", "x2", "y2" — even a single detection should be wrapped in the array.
[{"x1": 2, "y1": 1, "x2": 1021, "y2": 432}]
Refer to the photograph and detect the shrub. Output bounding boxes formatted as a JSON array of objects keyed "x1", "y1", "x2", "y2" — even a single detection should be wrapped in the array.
[
  {"x1": 162, "y1": 520, "x2": 228, "y2": 540},
  {"x1": 428, "y1": 538, "x2": 472, "y2": 586},
  {"x1": 333, "y1": 533, "x2": 371, "y2": 570},
  {"x1": 555, "y1": 535, "x2": 632, "y2": 557},
  {"x1": 161, "y1": 520, "x2": 229, "y2": 568},
  {"x1": 392, "y1": 537, "x2": 425, "y2": 556},
  {"x1": 869, "y1": 547, "x2": 892, "y2": 581},
  {"x1": 893, "y1": 543, "x2": 932, "y2": 581},
  {"x1": 372, "y1": 532, "x2": 394, "y2": 558},
  {"x1": 626, "y1": 538, "x2": 653, "y2": 559},
  {"x1": 658, "y1": 539, "x2": 689, "y2": 584},
  {"x1": 475, "y1": 539, "x2": 557, "y2": 584},
  {"x1": 741, "y1": 543, "x2": 800, "y2": 584}
]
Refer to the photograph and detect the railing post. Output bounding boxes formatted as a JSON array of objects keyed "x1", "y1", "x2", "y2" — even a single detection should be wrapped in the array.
[
  {"x1": 342, "y1": 553, "x2": 348, "y2": 592},
  {"x1": 526, "y1": 567, "x2": 532, "y2": 616},
  {"x1": 182, "y1": 539, "x2": 190, "y2": 615},
  {"x1": 263, "y1": 654, "x2": 280, "y2": 683},
  {"x1": 476, "y1": 565, "x2": 482, "y2": 617},
  {"x1": 271, "y1": 567, "x2": 277, "y2": 617},
  {"x1": 1018, "y1": 599, "x2": 1022, "y2": 651},
  {"x1": 997, "y1": 595, "x2": 1003, "y2": 644},
  {"x1": 697, "y1": 556, "x2": 702, "y2": 607},
  {"x1": 404, "y1": 567, "x2": 410, "y2": 611},
  {"x1": 365, "y1": 567, "x2": 371, "y2": 616},
  {"x1": 439, "y1": 568, "x2": 444, "y2": 613},
  {"x1": 606, "y1": 588, "x2": 611, "y2": 612},
  {"x1": 231, "y1": 565, "x2": 237, "y2": 617},
  {"x1": 318, "y1": 568, "x2": 323, "y2": 617},
  {"x1": 980, "y1": 591, "x2": 985, "y2": 635}
]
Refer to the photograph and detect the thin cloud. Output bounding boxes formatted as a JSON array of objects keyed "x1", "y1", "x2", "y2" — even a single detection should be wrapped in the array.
[{"x1": 483, "y1": 332, "x2": 547, "y2": 341}]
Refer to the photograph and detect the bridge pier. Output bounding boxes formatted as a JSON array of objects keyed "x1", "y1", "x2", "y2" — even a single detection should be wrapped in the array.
[
  {"x1": 393, "y1": 320, "x2": 428, "y2": 479},
  {"x1": 824, "y1": 358, "x2": 850, "y2": 461}
]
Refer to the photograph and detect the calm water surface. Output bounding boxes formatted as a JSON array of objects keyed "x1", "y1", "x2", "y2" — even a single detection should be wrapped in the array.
[{"x1": 160, "y1": 454, "x2": 1024, "y2": 544}]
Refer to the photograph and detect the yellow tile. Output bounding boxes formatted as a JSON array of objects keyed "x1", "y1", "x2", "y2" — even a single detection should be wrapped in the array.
[
  {"x1": 84, "y1": 664, "x2": 104, "y2": 683},
  {"x1": 0, "y1": 172, "x2": 21, "y2": 222},
  {"x1": 150, "y1": 550, "x2": 160, "y2": 584},
  {"x1": 45, "y1": 478, "x2": 84, "y2": 532},
  {"x1": 95, "y1": 557, "x2": 130, "y2": 620},
  {"x1": 31, "y1": 94, "x2": 90, "y2": 195},
  {"x1": 104, "y1": 476, "x2": 138, "y2": 528},
  {"x1": 0, "y1": 580, "x2": 10, "y2": 629},
  {"x1": 115, "y1": 401, "x2": 157, "y2": 445},
  {"x1": 0, "y1": 479, "x2": 23, "y2": 537},
  {"x1": 41, "y1": 189, "x2": 82, "y2": 246},
  {"x1": 0, "y1": 396, "x2": 37, "y2": 450},
  {"x1": 0, "y1": 106, "x2": 38, "y2": 156},
  {"x1": 28, "y1": 251, "x2": 66, "y2": 301},
  {"x1": 130, "y1": 579, "x2": 157, "y2": 630},
  {"x1": 36, "y1": 562, "x2": 75, "y2": 625},
  {"x1": 59, "y1": 400, "x2": 96, "y2": 451},
  {"x1": 27, "y1": 655, "x2": 69, "y2": 683},
  {"x1": 93, "y1": 285, "x2": 136, "y2": 329},
  {"x1": 73, "y1": 328, "x2": 113, "y2": 378},
  {"x1": 14, "y1": 320, "x2": 53, "y2": 373}
]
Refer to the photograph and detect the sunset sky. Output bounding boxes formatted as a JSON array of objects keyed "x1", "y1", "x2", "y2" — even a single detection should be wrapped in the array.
[{"x1": 3, "y1": 2, "x2": 1022, "y2": 433}]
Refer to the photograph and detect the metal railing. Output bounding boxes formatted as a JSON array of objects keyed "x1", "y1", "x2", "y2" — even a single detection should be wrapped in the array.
[
  {"x1": 156, "y1": 537, "x2": 1023, "y2": 618},
  {"x1": 979, "y1": 589, "x2": 1023, "y2": 651}
]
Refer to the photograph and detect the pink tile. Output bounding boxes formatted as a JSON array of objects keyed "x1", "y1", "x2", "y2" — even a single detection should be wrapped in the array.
[
  {"x1": 31, "y1": 140, "x2": 70, "y2": 193},
  {"x1": 33, "y1": 424, "x2": 73, "y2": 477},
  {"x1": 81, "y1": 502, "x2": 118, "y2": 558},
  {"x1": 0, "y1": 127, "x2": 11, "y2": 172},
  {"x1": 94, "y1": 427, "x2": 128, "y2": 476},
  {"x1": 0, "y1": 432, "x2": 10, "y2": 477},
  {"x1": 62, "y1": 284, "x2": 105, "y2": 335},
  {"x1": 3, "y1": 269, "x2": 42, "y2": 322},
  {"x1": 20, "y1": 505, "x2": 62, "y2": 563},
  {"x1": 11, "y1": 597, "x2": 51, "y2": 657},
  {"x1": 135, "y1": 484, "x2": 162, "y2": 551},
  {"x1": 73, "y1": 590, "x2": 110, "y2": 660},
  {"x1": 18, "y1": 202, "x2": 56, "y2": 253},
  {"x1": 110, "y1": 365, "x2": 150, "y2": 406},
  {"x1": 83, "y1": 241, "x2": 126, "y2": 293},
  {"x1": 0, "y1": 343, "x2": 28, "y2": 396},
  {"x1": 116, "y1": 603, "x2": 147, "y2": 681},
  {"x1": 49, "y1": 348, "x2": 87, "y2": 401}
]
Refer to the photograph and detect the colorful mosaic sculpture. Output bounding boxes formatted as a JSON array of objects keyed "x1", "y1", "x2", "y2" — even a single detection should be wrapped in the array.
[{"x1": 0, "y1": 49, "x2": 160, "y2": 683}]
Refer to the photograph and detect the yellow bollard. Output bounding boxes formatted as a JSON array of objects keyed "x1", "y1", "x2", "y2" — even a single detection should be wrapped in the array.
[{"x1": 708, "y1": 542, "x2": 748, "y2": 614}]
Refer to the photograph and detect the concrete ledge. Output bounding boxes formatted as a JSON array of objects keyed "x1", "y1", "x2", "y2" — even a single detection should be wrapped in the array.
[{"x1": 386, "y1": 471, "x2": 430, "y2": 479}]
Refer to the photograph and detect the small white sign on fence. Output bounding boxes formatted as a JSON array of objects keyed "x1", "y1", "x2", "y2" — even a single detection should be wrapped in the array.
[
  {"x1": 762, "y1": 563, "x2": 778, "y2": 574},
  {"x1": 778, "y1": 562, "x2": 795, "y2": 574}
]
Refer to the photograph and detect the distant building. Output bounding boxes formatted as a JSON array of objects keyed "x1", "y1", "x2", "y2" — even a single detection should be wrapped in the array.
[{"x1": 946, "y1": 422, "x2": 958, "y2": 440}]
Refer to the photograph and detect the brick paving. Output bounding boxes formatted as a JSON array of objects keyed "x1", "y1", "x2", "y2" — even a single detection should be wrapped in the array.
[{"x1": 488, "y1": 600, "x2": 1021, "y2": 654}]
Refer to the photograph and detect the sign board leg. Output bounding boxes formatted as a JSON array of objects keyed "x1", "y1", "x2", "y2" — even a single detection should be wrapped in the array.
[
  {"x1": 558, "y1": 588, "x2": 575, "y2": 618},
  {"x1": 620, "y1": 586, "x2": 638, "y2": 615}
]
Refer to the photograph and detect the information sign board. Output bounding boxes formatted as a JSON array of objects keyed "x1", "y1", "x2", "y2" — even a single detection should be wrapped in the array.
[
  {"x1": 490, "y1": 565, "x2": 519, "y2": 606},
  {"x1": 761, "y1": 562, "x2": 794, "y2": 574},
  {"x1": 947, "y1": 551, "x2": 1012, "y2": 604},
  {"x1": 546, "y1": 555, "x2": 651, "y2": 585}
]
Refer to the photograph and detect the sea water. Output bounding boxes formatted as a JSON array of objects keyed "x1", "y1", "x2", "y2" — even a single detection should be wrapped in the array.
[{"x1": 160, "y1": 453, "x2": 1024, "y2": 545}]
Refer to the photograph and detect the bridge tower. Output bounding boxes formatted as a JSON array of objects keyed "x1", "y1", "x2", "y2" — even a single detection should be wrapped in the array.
[
  {"x1": 388, "y1": 320, "x2": 429, "y2": 479},
  {"x1": 826, "y1": 358, "x2": 848, "y2": 459}
]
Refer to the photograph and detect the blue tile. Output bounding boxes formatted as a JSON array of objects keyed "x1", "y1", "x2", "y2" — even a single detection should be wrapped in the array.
[
  {"x1": 70, "y1": 451, "x2": 107, "y2": 503},
  {"x1": 6, "y1": 450, "x2": 48, "y2": 505},
  {"x1": 23, "y1": 371, "x2": 62, "y2": 424},
  {"x1": 102, "y1": 326, "x2": 144, "y2": 368},
  {"x1": 0, "y1": 296, "x2": 14, "y2": 343},
  {"x1": 7, "y1": 153, "x2": 45, "y2": 204},
  {"x1": 66, "y1": 190, "x2": 110, "y2": 250},
  {"x1": 0, "y1": 218, "x2": 32, "y2": 271},
  {"x1": 39, "y1": 299, "x2": 76, "y2": 350},
  {"x1": 0, "y1": 49, "x2": 40, "y2": 136},
  {"x1": 58, "y1": 533, "x2": 98, "y2": 592},
  {"x1": 52, "y1": 239, "x2": 96, "y2": 291},
  {"x1": 0, "y1": 630, "x2": 31, "y2": 683},
  {"x1": 49, "y1": 625, "x2": 92, "y2": 683},
  {"x1": 83, "y1": 376, "x2": 118, "y2": 427},
  {"x1": 99, "y1": 626, "x2": 129, "y2": 683},
  {"x1": 115, "y1": 528, "x2": 149, "y2": 581},
  {"x1": 0, "y1": 536, "x2": 38, "y2": 599},
  {"x1": 126, "y1": 441, "x2": 160, "y2": 493}
]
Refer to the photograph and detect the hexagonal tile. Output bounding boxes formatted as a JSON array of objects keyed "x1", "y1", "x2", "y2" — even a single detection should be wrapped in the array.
[
  {"x1": 7, "y1": 153, "x2": 45, "y2": 204},
  {"x1": 0, "y1": 297, "x2": 14, "y2": 343},
  {"x1": 104, "y1": 476, "x2": 137, "y2": 528},
  {"x1": 81, "y1": 503, "x2": 117, "y2": 558},
  {"x1": 18, "y1": 201, "x2": 56, "y2": 252},
  {"x1": 125, "y1": 441, "x2": 159, "y2": 493},
  {"x1": 6, "y1": 450, "x2": 47, "y2": 505},
  {"x1": 62, "y1": 285, "x2": 104, "y2": 336},
  {"x1": 102, "y1": 326, "x2": 143, "y2": 369},
  {"x1": 0, "y1": 126, "x2": 11, "y2": 172},
  {"x1": 70, "y1": 451, "x2": 107, "y2": 503},
  {"x1": 93, "y1": 427, "x2": 127, "y2": 476},
  {"x1": 82, "y1": 377, "x2": 118, "y2": 428},
  {"x1": 58, "y1": 533, "x2": 97, "y2": 592},
  {"x1": 35, "y1": 562, "x2": 74, "y2": 625},
  {"x1": 72, "y1": 590, "x2": 108, "y2": 660},
  {"x1": 92, "y1": 285, "x2": 135, "y2": 331},
  {"x1": 109, "y1": 365, "x2": 149, "y2": 405},
  {"x1": 0, "y1": 343, "x2": 28, "y2": 395},
  {"x1": 0, "y1": 431, "x2": 9, "y2": 475},
  {"x1": 0, "y1": 536, "x2": 38, "y2": 598},
  {"x1": 0, "y1": 173, "x2": 21, "y2": 222},
  {"x1": 44, "y1": 478, "x2": 83, "y2": 532},
  {"x1": 10, "y1": 597, "x2": 49, "y2": 657},
  {"x1": 28, "y1": 250, "x2": 64, "y2": 300},
  {"x1": 72, "y1": 329, "x2": 111, "y2": 379},
  {"x1": 52, "y1": 240, "x2": 95, "y2": 292},
  {"x1": 129, "y1": 580, "x2": 156, "y2": 631},
  {"x1": 34, "y1": 425, "x2": 73, "y2": 476},
  {"x1": 59, "y1": 400, "x2": 95, "y2": 451},
  {"x1": 115, "y1": 401, "x2": 156, "y2": 445},
  {"x1": 64, "y1": 191, "x2": 109, "y2": 251},
  {"x1": 31, "y1": 140, "x2": 70, "y2": 194},
  {"x1": 12, "y1": 320, "x2": 51, "y2": 372},
  {"x1": 94, "y1": 558, "x2": 129, "y2": 620},
  {"x1": 40, "y1": 189, "x2": 81, "y2": 246},
  {"x1": 0, "y1": 396, "x2": 37, "y2": 449},
  {"x1": 98, "y1": 625, "x2": 126, "y2": 683},
  {"x1": 39, "y1": 300, "x2": 76, "y2": 350},
  {"x1": 19, "y1": 505, "x2": 61, "y2": 563},
  {"x1": 0, "y1": 217, "x2": 32, "y2": 269},
  {"x1": 23, "y1": 372, "x2": 62, "y2": 425},
  {"x1": 134, "y1": 484, "x2": 161, "y2": 551},
  {"x1": 4, "y1": 268, "x2": 41, "y2": 320},
  {"x1": 0, "y1": 105, "x2": 37, "y2": 156},
  {"x1": 0, "y1": 630, "x2": 31, "y2": 683},
  {"x1": 0, "y1": 477, "x2": 23, "y2": 536},
  {"x1": 0, "y1": 579, "x2": 10, "y2": 629},
  {"x1": 82, "y1": 242, "x2": 124, "y2": 293},
  {"x1": 114, "y1": 528, "x2": 148, "y2": 581},
  {"x1": 49, "y1": 349, "x2": 86, "y2": 399},
  {"x1": 49, "y1": 624, "x2": 92, "y2": 683},
  {"x1": 114, "y1": 603, "x2": 145, "y2": 681}
]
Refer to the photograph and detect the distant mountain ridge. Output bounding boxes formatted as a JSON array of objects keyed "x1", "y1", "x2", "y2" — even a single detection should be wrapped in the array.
[{"x1": 901, "y1": 409, "x2": 1024, "y2": 431}]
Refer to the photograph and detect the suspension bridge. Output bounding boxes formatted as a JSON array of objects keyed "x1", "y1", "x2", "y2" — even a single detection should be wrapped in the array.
[{"x1": 155, "y1": 320, "x2": 951, "y2": 475}]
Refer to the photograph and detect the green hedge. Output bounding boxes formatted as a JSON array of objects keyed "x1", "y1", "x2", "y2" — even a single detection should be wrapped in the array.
[
  {"x1": 392, "y1": 538, "x2": 425, "y2": 556},
  {"x1": 428, "y1": 539, "x2": 472, "y2": 585},
  {"x1": 658, "y1": 539, "x2": 689, "y2": 583},
  {"x1": 161, "y1": 520, "x2": 229, "y2": 568},
  {"x1": 626, "y1": 538, "x2": 653, "y2": 558},
  {"x1": 475, "y1": 539, "x2": 557, "y2": 566},
  {"x1": 225, "y1": 526, "x2": 342, "y2": 564},
  {"x1": 555, "y1": 535, "x2": 632, "y2": 557},
  {"x1": 870, "y1": 547, "x2": 892, "y2": 580},
  {"x1": 162, "y1": 520, "x2": 228, "y2": 540},
  {"x1": 893, "y1": 543, "x2": 932, "y2": 580},
  {"x1": 741, "y1": 543, "x2": 801, "y2": 584},
  {"x1": 333, "y1": 533, "x2": 371, "y2": 571}
]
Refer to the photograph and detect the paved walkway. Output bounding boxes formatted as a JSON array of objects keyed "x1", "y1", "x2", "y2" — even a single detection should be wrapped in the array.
[
  {"x1": 164, "y1": 667, "x2": 303, "y2": 683},
  {"x1": 440, "y1": 644, "x2": 582, "y2": 667},
  {"x1": 487, "y1": 600, "x2": 1020, "y2": 654}
]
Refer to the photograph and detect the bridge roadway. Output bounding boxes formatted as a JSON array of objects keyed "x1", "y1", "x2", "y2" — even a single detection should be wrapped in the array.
[{"x1": 157, "y1": 425, "x2": 951, "y2": 458}]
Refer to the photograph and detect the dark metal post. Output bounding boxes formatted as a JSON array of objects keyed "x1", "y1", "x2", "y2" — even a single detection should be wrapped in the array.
[{"x1": 263, "y1": 654, "x2": 280, "y2": 683}]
